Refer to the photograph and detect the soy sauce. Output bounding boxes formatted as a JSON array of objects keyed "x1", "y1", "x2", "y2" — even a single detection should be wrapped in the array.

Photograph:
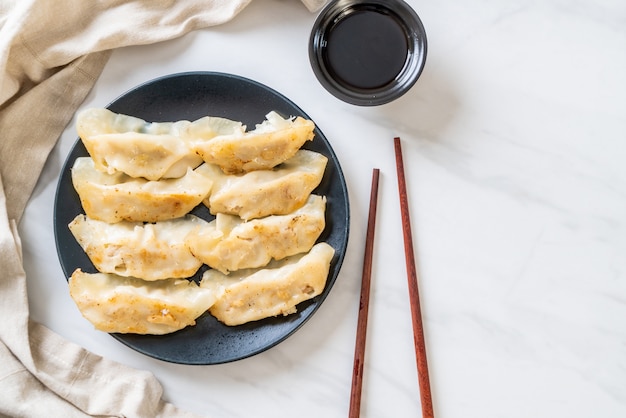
[{"x1": 324, "y1": 9, "x2": 409, "y2": 90}]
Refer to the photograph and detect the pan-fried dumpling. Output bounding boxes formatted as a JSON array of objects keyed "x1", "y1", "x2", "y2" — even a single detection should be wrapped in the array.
[
  {"x1": 190, "y1": 111, "x2": 315, "y2": 174},
  {"x1": 195, "y1": 149, "x2": 327, "y2": 220},
  {"x1": 69, "y1": 269, "x2": 221, "y2": 335},
  {"x1": 77, "y1": 108, "x2": 244, "y2": 180},
  {"x1": 186, "y1": 195, "x2": 326, "y2": 274},
  {"x1": 69, "y1": 214, "x2": 208, "y2": 281},
  {"x1": 71, "y1": 157, "x2": 212, "y2": 223},
  {"x1": 201, "y1": 242, "x2": 335, "y2": 326}
]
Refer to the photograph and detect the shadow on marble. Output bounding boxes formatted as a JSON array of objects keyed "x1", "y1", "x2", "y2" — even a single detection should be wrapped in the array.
[{"x1": 380, "y1": 62, "x2": 461, "y2": 142}]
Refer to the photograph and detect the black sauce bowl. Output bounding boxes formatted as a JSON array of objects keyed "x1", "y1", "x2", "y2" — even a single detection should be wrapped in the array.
[{"x1": 309, "y1": 0, "x2": 427, "y2": 106}]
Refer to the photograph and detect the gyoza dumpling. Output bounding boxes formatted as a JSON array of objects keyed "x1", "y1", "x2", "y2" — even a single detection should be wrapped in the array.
[
  {"x1": 186, "y1": 195, "x2": 326, "y2": 274},
  {"x1": 69, "y1": 214, "x2": 208, "y2": 281},
  {"x1": 71, "y1": 157, "x2": 212, "y2": 223},
  {"x1": 195, "y1": 149, "x2": 327, "y2": 220},
  {"x1": 77, "y1": 108, "x2": 244, "y2": 180},
  {"x1": 201, "y1": 242, "x2": 335, "y2": 326},
  {"x1": 69, "y1": 269, "x2": 221, "y2": 335},
  {"x1": 190, "y1": 111, "x2": 315, "y2": 174}
]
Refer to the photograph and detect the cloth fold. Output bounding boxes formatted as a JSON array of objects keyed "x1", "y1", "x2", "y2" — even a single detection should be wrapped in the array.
[{"x1": 0, "y1": 0, "x2": 326, "y2": 416}]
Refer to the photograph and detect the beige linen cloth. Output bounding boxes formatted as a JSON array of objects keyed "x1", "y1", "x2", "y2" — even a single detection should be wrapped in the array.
[{"x1": 0, "y1": 0, "x2": 326, "y2": 417}]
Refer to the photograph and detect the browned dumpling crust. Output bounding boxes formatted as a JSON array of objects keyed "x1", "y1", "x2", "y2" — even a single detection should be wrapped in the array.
[
  {"x1": 77, "y1": 107, "x2": 243, "y2": 180},
  {"x1": 69, "y1": 269, "x2": 221, "y2": 335},
  {"x1": 69, "y1": 214, "x2": 207, "y2": 281},
  {"x1": 202, "y1": 243, "x2": 335, "y2": 326},
  {"x1": 190, "y1": 111, "x2": 315, "y2": 174},
  {"x1": 71, "y1": 157, "x2": 213, "y2": 223},
  {"x1": 196, "y1": 149, "x2": 327, "y2": 221},
  {"x1": 186, "y1": 195, "x2": 326, "y2": 274}
]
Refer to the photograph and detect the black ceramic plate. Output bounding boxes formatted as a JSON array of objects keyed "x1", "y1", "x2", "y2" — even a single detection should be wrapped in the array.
[{"x1": 54, "y1": 72, "x2": 350, "y2": 365}]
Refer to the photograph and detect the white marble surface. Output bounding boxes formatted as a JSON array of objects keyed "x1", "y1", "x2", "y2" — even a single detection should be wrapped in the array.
[{"x1": 18, "y1": 0, "x2": 626, "y2": 417}]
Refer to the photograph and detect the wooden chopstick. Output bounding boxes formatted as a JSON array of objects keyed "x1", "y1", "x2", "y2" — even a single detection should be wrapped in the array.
[
  {"x1": 394, "y1": 137, "x2": 435, "y2": 418},
  {"x1": 349, "y1": 168, "x2": 380, "y2": 418}
]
